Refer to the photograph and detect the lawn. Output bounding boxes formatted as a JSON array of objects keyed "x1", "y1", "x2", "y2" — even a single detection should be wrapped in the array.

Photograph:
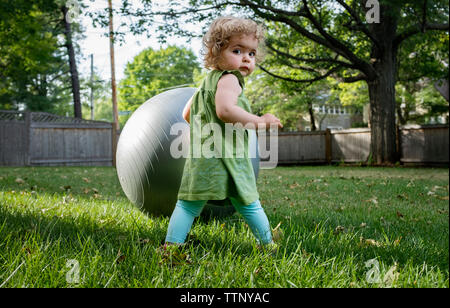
[{"x1": 0, "y1": 165, "x2": 448, "y2": 288}]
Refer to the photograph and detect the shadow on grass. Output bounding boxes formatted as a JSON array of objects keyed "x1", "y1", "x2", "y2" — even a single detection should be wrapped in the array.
[{"x1": 0, "y1": 202, "x2": 167, "y2": 256}]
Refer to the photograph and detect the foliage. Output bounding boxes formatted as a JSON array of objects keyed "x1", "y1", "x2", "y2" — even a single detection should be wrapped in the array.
[
  {"x1": 394, "y1": 29, "x2": 449, "y2": 124},
  {"x1": 246, "y1": 69, "x2": 338, "y2": 131},
  {"x1": 118, "y1": 45, "x2": 200, "y2": 120},
  {"x1": 0, "y1": 1, "x2": 61, "y2": 110},
  {"x1": 331, "y1": 81, "x2": 369, "y2": 109},
  {"x1": 100, "y1": 0, "x2": 448, "y2": 85},
  {"x1": 397, "y1": 30, "x2": 449, "y2": 82},
  {"x1": 80, "y1": 71, "x2": 114, "y2": 123},
  {"x1": 0, "y1": 0, "x2": 84, "y2": 115},
  {"x1": 396, "y1": 79, "x2": 449, "y2": 125}
]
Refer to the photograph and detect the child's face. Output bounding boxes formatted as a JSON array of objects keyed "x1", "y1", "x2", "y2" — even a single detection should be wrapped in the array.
[{"x1": 217, "y1": 33, "x2": 258, "y2": 77}]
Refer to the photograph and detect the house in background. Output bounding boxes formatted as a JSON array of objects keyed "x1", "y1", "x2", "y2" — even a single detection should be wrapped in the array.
[{"x1": 295, "y1": 104, "x2": 364, "y2": 131}]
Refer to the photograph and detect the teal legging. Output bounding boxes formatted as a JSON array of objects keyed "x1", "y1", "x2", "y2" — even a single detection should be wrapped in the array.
[{"x1": 165, "y1": 198, "x2": 273, "y2": 244}]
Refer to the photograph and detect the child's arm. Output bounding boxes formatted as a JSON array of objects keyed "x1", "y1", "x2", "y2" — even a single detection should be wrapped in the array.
[
  {"x1": 215, "y1": 74, "x2": 282, "y2": 129},
  {"x1": 182, "y1": 96, "x2": 193, "y2": 124}
]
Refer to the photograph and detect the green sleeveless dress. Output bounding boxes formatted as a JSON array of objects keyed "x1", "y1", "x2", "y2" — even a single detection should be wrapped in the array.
[{"x1": 177, "y1": 69, "x2": 259, "y2": 206}]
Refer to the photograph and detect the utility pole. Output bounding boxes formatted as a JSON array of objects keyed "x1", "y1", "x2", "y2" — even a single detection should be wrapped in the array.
[
  {"x1": 108, "y1": 0, "x2": 119, "y2": 166},
  {"x1": 90, "y1": 54, "x2": 94, "y2": 120}
]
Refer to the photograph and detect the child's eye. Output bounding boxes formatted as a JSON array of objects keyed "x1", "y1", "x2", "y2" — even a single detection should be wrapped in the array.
[
  {"x1": 249, "y1": 51, "x2": 256, "y2": 57},
  {"x1": 232, "y1": 49, "x2": 241, "y2": 54}
]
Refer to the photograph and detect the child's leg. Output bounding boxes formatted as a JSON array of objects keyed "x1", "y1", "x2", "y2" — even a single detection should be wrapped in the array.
[
  {"x1": 165, "y1": 199, "x2": 207, "y2": 244},
  {"x1": 229, "y1": 197, "x2": 273, "y2": 245}
]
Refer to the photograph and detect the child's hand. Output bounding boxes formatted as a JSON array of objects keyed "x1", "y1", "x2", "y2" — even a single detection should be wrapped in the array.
[{"x1": 260, "y1": 113, "x2": 283, "y2": 130}]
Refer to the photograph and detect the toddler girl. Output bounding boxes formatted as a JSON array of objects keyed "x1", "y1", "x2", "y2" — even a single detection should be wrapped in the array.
[{"x1": 165, "y1": 16, "x2": 282, "y2": 249}]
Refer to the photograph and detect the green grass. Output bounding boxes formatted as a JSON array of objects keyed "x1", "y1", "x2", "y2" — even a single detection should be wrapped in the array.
[{"x1": 0, "y1": 165, "x2": 448, "y2": 288}]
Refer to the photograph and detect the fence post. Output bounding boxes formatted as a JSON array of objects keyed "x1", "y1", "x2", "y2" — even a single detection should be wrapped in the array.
[{"x1": 325, "y1": 128, "x2": 332, "y2": 164}]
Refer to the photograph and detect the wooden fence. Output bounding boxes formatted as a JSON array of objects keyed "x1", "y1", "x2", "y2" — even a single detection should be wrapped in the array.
[
  {"x1": 1, "y1": 110, "x2": 448, "y2": 167},
  {"x1": 0, "y1": 111, "x2": 114, "y2": 166},
  {"x1": 260, "y1": 125, "x2": 449, "y2": 166},
  {"x1": 399, "y1": 125, "x2": 449, "y2": 165}
]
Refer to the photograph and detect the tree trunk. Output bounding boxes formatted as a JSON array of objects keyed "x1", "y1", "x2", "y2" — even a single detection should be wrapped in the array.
[
  {"x1": 367, "y1": 67, "x2": 397, "y2": 164},
  {"x1": 307, "y1": 102, "x2": 317, "y2": 131},
  {"x1": 61, "y1": 5, "x2": 82, "y2": 119},
  {"x1": 367, "y1": 6, "x2": 399, "y2": 165}
]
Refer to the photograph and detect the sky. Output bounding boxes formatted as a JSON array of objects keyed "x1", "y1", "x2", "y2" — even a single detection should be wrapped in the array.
[{"x1": 77, "y1": 0, "x2": 203, "y2": 83}]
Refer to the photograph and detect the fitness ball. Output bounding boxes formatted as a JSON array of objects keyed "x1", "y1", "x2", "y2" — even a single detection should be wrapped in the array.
[{"x1": 116, "y1": 87, "x2": 260, "y2": 218}]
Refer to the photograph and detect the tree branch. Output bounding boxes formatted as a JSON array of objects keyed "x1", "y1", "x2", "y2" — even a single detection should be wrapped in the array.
[
  {"x1": 129, "y1": 0, "x2": 301, "y2": 18},
  {"x1": 266, "y1": 41, "x2": 357, "y2": 69},
  {"x1": 421, "y1": 0, "x2": 428, "y2": 33},
  {"x1": 335, "y1": 0, "x2": 381, "y2": 49},
  {"x1": 299, "y1": 0, "x2": 375, "y2": 79},
  {"x1": 238, "y1": 0, "x2": 341, "y2": 53},
  {"x1": 132, "y1": 0, "x2": 376, "y2": 79},
  {"x1": 258, "y1": 65, "x2": 342, "y2": 83},
  {"x1": 145, "y1": 2, "x2": 235, "y2": 17},
  {"x1": 332, "y1": 73, "x2": 368, "y2": 83},
  {"x1": 234, "y1": 0, "x2": 306, "y2": 17},
  {"x1": 275, "y1": 59, "x2": 320, "y2": 73},
  {"x1": 394, "y1": 23, "x2": 449, "y2": 47}
]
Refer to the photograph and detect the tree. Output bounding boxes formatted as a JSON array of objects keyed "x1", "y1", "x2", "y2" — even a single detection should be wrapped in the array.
[
  {"x1": 0, "y1": 0, "x2": 85, "y2": 117},
  {"x1": 61, "y1": 2, "x2": 83, "y2": 118},
  {"x1": 0, "y1": 0, "x2": 64, "y2": 111},
  {"x1": 118, "y1": 45, "x2": 200, "y2": 124},
  {"x1": 105, "y1": 0, "x2": 449, "y2": 164}
]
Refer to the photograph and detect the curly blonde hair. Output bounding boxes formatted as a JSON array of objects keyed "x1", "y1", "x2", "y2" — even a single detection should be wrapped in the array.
[{"x1": 202, "y1": 16, "x2": 266, "y2": 70}]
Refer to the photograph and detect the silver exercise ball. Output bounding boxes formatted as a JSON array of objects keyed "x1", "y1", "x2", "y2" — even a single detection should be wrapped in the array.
[{"x1": 116, "y1": 87, "x2": 259, "y2": 217}]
